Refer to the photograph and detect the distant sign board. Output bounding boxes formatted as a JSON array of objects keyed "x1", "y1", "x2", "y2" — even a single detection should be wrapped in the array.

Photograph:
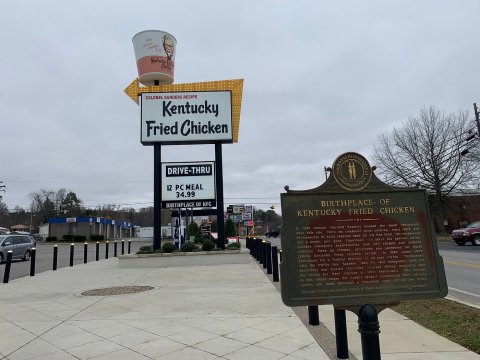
[
  {"x1": 241, "y1": 212, "x2": 252, "y2": 221},
  {"x1": 280, "y1": 152, "x2": 447, "y2": 307},
  {"x1": 141, "y1": 91, "x2": 233, "y2": 145},
  {"x1": 162, "y1": 161, "x2": 216, "y2": 209}
]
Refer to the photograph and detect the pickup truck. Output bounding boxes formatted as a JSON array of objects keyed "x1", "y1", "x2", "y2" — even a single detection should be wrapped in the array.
[{"x1": 265, "y1": 230, "x2": 280, "y2": 238}]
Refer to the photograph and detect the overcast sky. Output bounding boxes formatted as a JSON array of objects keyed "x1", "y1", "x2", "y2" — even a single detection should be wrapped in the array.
[{"x1": 1, "y1": 0, "x2": 480, "y2": 214}]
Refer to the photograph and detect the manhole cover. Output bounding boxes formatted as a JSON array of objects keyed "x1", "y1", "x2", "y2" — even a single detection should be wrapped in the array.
[{"x1": 81, "y1": 286, "x2": 155, "y2": 296}]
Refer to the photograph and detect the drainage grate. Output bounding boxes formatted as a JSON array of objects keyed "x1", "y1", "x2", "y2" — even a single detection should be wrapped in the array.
[{"x1": 81, "y1": 286, "x2": 155, "y2": 296}]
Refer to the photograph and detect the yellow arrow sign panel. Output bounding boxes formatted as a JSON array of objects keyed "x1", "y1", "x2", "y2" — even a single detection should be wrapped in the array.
[{"x1": 124, "y1": 78, "x2": 243, "y2": 143}]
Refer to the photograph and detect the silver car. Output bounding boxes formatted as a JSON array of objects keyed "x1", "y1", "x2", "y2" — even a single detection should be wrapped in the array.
[{"x1": 0, "y1": 234, "x2": 35, "y2": 262}]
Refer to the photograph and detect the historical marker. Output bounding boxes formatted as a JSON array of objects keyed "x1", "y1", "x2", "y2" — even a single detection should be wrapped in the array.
[{"x1": 280, "y1": 152, "x2": 448, "y2": 307}]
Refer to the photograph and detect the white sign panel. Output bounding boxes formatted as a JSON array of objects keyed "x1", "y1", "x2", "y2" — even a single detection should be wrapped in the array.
[
  {"x1": 162, "y1": 161, "x2": 216, "y2": 209},
  {"x1": 141, "y1": 91, "x2": 233, "y2": 145},
  {"x1": 241, "y1": 212, "x2": 252, "y2": 221}
]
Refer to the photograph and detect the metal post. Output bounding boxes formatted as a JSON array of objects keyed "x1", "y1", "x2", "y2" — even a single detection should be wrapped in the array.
[
  {"x1": 121, "y1": 240, "x2": 125, "y2": 255},
  {"x1": 358, "y1": 304, "x2": 381, "y2": 360},
  {"x1": 3, "y1": 250, "x2": 12, "y2": 283},
  {"x1": 153, "y1": 144, "x2": 162, "y2": 251},
  {"x1": 215, "y1": 142, "x2": 225, "y2": 250},
  {"x1": 95, "y1": 242, "x2": 99, "y2": 261},
  {"x1": 114, "y1": 241, "x2": 117, "y2": 257},
  {"x1": 105, "y1": 241, "x2": 109, "y2": 259},
  {"x1": 335, "y1": 308, "x2": 349, "y2": 359},
  {"x1": 266, "y1": 241, "x2": 272, "y2": 274},
  {"x1": 30, "y1": 247, "x2": 36, "y2": 276},
  {"x1": 128, "y1": 239, "x2": 131, "y2": 254},
  {"x1": 271, "y1": 245, "x2": 279, "y2": 282},
  {"x1": 53, "y1": 245, "x2": 58, "y2": 270},
  {"x1": 279, "y1": 249, "x2": 283, "y2": 262},
  {"x1": 69, "y1": 243, "x2": 74, "y2": 266},
  {"x1": 308, "y1": 306, "x2": 320, "y2": 325},
  {"x1": 84, "y1": 242, "x2": 88, "y2": 263}
]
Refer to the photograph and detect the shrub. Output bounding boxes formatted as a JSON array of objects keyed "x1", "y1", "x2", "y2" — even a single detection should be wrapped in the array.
[
  {"x1": 162, "y1": 242, "x2": 177, "y2": 253},
  {"x1": 62, "y1": 234, "x2": 74, "y2": 241},
  {"x1": 202, "y1": 239, "x2": 216, "y2": 251},
  {"x1": 90, "y1": 234, "x2": 105, "y2": 241},
  {"x1": 180, "y1": 241, "x2": 196, "y2": 252},
  {"x1": 46, "y1": 236, "x2": 57, "y2": 242},
  {"x1": 136, "y1": 245, "x2": 153, "y2": 254},
  {"x1": 225, "y1": 219, "x2": 236, "y2": 237},
  {"x1": 73, "y1": 235, "x2": 86, "y2": 242},
  {"x1": 227, "y1": 242, "x2": 241, "y2": 250}
]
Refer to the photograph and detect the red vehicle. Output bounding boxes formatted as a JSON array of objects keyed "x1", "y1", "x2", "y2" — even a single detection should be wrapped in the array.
[{"x1": 451, "y1": 221, "x2": 480, "y2": 246}]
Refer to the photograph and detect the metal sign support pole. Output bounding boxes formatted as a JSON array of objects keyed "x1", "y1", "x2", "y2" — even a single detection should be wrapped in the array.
[
  {"x1": 215, "y1": 142, "x2": 225, "y2": 249},
  {"x1": 153, "y1": 144, "x2": 162, "y2": 251}
]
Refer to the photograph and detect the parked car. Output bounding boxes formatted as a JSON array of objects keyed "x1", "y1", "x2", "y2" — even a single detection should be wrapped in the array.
[
  {"x1": 265, "y1": 230, "x2": 280, "y2": 238},
  {"x1": 451, "y1": 221, "x2": 480, "y2": 246},
  {"x1": 0, "y1": 234, "x2": 35, "y2": 262}
]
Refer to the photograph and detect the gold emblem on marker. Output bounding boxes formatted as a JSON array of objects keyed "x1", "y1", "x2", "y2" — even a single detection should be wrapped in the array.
[{"x1": 333, "y1": 152, "x2": 372, "y2": 191}]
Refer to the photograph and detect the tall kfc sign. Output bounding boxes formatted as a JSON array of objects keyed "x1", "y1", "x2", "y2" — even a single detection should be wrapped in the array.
[{"x1": 141, "y1": 91, "x2": 233, "y2": 145}]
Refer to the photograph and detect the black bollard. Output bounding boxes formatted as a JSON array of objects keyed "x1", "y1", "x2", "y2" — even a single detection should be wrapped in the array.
[
  {"x1": 95, "y1": 242, "x2": 99, "y2": 261},
  {"x1": 308, "y1": 305, "x2": 320, "y2": 326},
  {"x1": 121, "y1": 240, "x2": 125, "y2": 255},
  {"x1": 271, "y1": 246, "x2": 279, "y2": 282},
  {"x1": 84, "y1": 242, "x2": 88, "y2": 263},
  {"x1": 256, "y1": 239, "x2": 261, "y2": 263},
  {"x1": 262, "y1": 241, "x2": 267, "y2": 269},
  {"x1": 30, "y1": 247, "x2": 36, "y2": 276},
  {"x1": 69, "y1": 243, "x2": 74, "y2": 267},
  {"x1": 105, "y1": 241, "x2": 109, "y2": 259},
  {"x1": 128, "y1": 240, "x2": 131, "y2": 254},
  {"x1": 335, "y1": 308, "x2": 349, "y2": 359},
  {"x1": 253, "y1": 238, "x2": 258, "y2": 260},
  {"x1": 266, "y1": 242, "x2": 272, "y2": 274},
  {"x1": 279, "y1": 249, "x2": 283, "y2": 262},
  {"x1": 114, "y1": 241, "x2": 117, "y2": 257},
  {"x1": 358, "y1": 304, "x2": 381, "y2": 360},
  {"x1": 3, "y1": 250, "x2": 13, "y2": 283},
  {"x1": 53, "y1": 245, "x2": 58, "y2": 270}
]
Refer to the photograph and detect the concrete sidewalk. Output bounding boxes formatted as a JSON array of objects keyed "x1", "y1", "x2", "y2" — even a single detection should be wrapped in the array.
[
  {"x1": 0, "y1": 254, "x2": 478, "y2": 359},
  {"x1": 0, "y1": 258, "x2": 329, "y2": 360}
]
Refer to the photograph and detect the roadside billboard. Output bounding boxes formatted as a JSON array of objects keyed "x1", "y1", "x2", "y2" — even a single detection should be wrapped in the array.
[
  {"x1": 141, "y1": 91, "x2": 233, "y2": 145},
  {"x1": 161, "y1": 161, "x2": 216, "y2": 209}
]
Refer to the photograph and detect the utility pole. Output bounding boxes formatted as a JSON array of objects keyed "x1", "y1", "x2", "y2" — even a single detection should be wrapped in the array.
[
  {"x1": 474, "y1": 103, "x2": 480, "y2": 137},
  {"x1": 0, "y1": 181, "x2": 5, "y2": 202}
]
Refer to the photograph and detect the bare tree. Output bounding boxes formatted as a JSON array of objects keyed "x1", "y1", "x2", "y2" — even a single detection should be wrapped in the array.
[
  {"x1": 30, "y1": 189, "x2": 56, "y2": 223},
  {"x1": 372, "y1": 106, "x2": 480, "y2": 233}
]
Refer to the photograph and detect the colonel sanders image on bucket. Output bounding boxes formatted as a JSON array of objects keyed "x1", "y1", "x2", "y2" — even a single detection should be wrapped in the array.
[{"x1": 132, "y1": 30, "x2": 177, "y2": 85}]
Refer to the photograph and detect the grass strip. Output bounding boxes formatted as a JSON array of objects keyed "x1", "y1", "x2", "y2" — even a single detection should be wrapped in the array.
[{"x1": 392, "y1": 298, "x2": 480, "y2": 354}]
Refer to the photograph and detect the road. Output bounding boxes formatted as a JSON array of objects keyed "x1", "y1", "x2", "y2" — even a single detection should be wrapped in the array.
[
  {"x1": 0, "y1": 239, "x2": 147, "y2": 281},
  {"x1": 264, "y1": 236, "x2": 480, "y2": 307},
  {"x1": 438, "y1": 240, "x2": 480, "y2": 307}
]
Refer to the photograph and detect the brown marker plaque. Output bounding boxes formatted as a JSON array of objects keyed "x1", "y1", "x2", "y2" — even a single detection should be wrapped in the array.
[{"x1": 280, "y1": 153, "x2": 448, "y2": 307}]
